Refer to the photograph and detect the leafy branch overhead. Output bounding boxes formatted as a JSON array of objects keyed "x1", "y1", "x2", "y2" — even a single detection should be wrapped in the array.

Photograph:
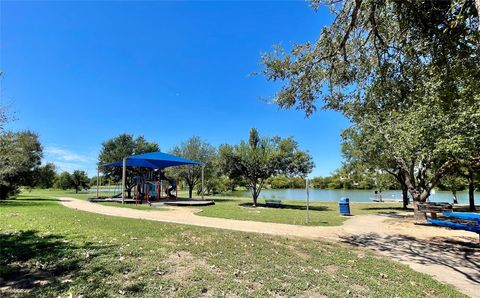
[{"x1": 261, "y1": 0, "x2": 480, "y2": 205}]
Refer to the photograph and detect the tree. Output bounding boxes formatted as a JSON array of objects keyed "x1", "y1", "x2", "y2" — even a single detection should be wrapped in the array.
[
  {"x1": 55, "y1": 172, "x2": 73, "y2": 190},
  {"x1": 261, "y1": 1, "x2": 480, "y2": 205},
  {"x1": 71, "y1": 170, "x2": 90, "y2": 193},
  {"x1": 170, "y1": 136, "x2": 216, "y2": 198},
  {"x1": 221, "y1": 128, "x2": 313, "y2": 206},
  {"x1": 0, "y1": 131, "x2": 42, "y2": 199},
  {"x1": 98, "y1": 134, "x2": 159, "y2": 197},
  {"x1": 34, "y1": 163, "x2": 57, "y2": 189}
]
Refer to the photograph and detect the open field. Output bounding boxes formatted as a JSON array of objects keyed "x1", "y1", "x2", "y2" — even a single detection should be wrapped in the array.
[
  {"x1": 196, "y1": 196, "x2": 405, "y2": 226},
  {"x1": 0, "y1": 192, "x2": 465, "y2": 297},
  {"x1": 25, "y1": 189, "x2": 408, "y2": 226},
  {"x1": 22, "y1": 189, "x2": 406, "y2": 226}
]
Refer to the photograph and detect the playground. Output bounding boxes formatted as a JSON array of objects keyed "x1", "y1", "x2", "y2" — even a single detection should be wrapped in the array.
[{"x1": 94, "y1": 151, "x2": 214, "y2": 207}]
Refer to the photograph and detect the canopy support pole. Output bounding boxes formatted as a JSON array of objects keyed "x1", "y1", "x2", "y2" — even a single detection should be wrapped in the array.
[
  {"x1": 96, "y1": 167, "x2": 100, "y2": 199},
  {"x1": 305, "y1": 178, "x2": 310, "y2": 224},
  {"x1": 121, "y1": 157, "x2": 126, "y2": 204},
  {"x1": 201, "y1": 164, "x2": 205, "y2": 200}
]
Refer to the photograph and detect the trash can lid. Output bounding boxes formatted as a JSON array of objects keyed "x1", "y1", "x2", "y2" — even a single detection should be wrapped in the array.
[{"x1": 339, "y1": 197, "x2": 350, "y2": 203}]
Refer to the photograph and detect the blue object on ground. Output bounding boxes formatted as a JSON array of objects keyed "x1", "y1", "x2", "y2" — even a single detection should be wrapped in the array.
[
  {"x1": 427, "y1": 219, "x2": 480, "y2": 233},
  {"x1": 339, "y1": 197, "x2": 350, "y2": 216},
  {"x1": 443, "y1": 212, "x2": 480, "y2": 223}
]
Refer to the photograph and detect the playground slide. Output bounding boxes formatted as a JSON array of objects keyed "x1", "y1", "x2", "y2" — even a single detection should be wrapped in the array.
[{"x1": 111, "y1": 184, "x2": 135, "y2": 198}]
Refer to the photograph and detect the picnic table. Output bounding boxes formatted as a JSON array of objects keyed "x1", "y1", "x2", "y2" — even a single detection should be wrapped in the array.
[
  {"x1": 265, "y1": 199, "x2": 282, "y2": 208},
  {"x1": 415, "y1": 202, "x2": 453, "y2": 219}
]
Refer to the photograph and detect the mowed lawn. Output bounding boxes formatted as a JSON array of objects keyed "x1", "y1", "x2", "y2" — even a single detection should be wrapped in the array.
[
  {"x1": 0, "y1": 194, "x2": 464, "y2": 297},
  {"x1": 22, "y1": 189, "x2": 407, "y2": 226},
  {"x1": 196, "y1": 197, "x2": 406, "y2": 226}
]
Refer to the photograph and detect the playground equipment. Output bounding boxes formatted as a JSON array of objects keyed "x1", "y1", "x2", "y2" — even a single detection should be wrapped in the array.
[
  {"x1": 132, "y1": 171, "x2": 179, "y2": 205},
  {"x1": 98, "y1": 151, "x2": 204, "y2": 204}
]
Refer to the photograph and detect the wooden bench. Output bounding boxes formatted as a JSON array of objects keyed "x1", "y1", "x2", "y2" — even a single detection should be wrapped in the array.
[
  {"x1": 415, "y1": 202, "x2": 453, "y2": 219},
  {"x1": 265, "y1": 199, "x2": 282, "y2": 208}
]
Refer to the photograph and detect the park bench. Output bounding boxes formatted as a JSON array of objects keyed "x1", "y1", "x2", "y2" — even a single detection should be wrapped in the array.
[
  {"x1": 415, "y1": 202, "x2": 453, "y2": 219},
  {"x1": 265, "y1": 199, "x2": 282, "y2": 208}
]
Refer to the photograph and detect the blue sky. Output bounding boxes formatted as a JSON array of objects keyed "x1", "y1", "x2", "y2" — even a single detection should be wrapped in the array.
[{"x1": 1, "y1": 1, "x2": 349, "y2": 177}]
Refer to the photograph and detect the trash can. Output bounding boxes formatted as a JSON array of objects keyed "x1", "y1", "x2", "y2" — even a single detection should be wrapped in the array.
[{"x1": 339, "y1": 197, "x2": 350, "y2": 216}]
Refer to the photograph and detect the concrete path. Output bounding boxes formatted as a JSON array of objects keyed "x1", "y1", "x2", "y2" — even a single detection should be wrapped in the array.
[{"x1": 59, "y1": 197, "x2": 479, "y2": 297}]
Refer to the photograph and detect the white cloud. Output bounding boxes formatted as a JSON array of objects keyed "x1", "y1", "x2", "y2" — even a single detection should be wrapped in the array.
[
  {"x1": 45, "y1": 146, "x2": 94, "y2": 162},
  {"x1": 43, "y1": 146, "x2": 97, "y2": 176}
]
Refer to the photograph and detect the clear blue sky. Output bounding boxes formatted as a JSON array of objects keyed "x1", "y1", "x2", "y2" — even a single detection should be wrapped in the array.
[{"x1": 1, "y1": 1, "x2": 349, "y2": 177}]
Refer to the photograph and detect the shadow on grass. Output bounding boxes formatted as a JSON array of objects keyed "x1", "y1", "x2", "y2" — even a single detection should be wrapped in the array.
[
  {"x1": 210, "y1": 198, "x2": 239, "y2": 203},
  {"x1": 239, "y1": 202, "x2": 332, "y2": 212},
  {"x1": 0, "y1": 230, "x2": 111, "y2": 295},
  {"x1": 0, "y1": 198, "x2": 59, "y2": 208},
  {"x1": 341, "y1": 233, "x2": 480, "y2": 285}
]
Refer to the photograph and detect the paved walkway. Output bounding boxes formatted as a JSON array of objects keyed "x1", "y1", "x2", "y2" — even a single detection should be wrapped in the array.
[{"x1": 59, "y1": 197, "x2": 479, "y2": 297}]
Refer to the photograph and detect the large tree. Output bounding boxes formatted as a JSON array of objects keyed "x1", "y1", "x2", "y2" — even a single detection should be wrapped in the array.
[
  {"x1": 0, "y1": 131, "x2": 43, "y2": 199},
  {"x1": 55, "y1": 172, "x2": 73, "y2": 190},
  {"x1": 33, "y1": 163, "x2": 57, "y2": 189},
  {"x1": 261, "y1": 0, "x2": 480, "y2": 203},
  {"x1": 70, "y1": 170, "x2": 90, "y2": 193},
  {"x1": 169, "y1": 136, "x2": 216, "y2": 198},
  {"x1": 221, "y1": 128, "x2": 313, "y2": 206}
]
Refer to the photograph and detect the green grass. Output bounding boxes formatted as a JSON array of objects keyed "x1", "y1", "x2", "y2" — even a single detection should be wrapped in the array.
[
  {"x1": 195, "y1": 196, "x2": 406, "y2": 226},
  {"x1": 22, "y1": 188, "x2": 407, "y2": 226},
  {"x1": 0, "y1": 192, "x2": 464, "y2": 297}
]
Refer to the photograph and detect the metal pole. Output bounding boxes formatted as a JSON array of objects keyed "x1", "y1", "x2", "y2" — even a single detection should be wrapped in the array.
[
  {"x1": 306, "y1": 178, "x2": 310, "y2": 224},
  {"x1": 96, "y1": 167, "x2": 100, "y2": 199},
  {"x1": 201, "y1": 165, "x2": 205, "y2": 200},
  {"x1": 122, "y1": 157, "x2": 126, "y2": 204}
]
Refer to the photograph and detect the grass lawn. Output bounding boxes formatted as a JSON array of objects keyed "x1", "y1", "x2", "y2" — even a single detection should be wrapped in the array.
[
  {"x1": 21, "y1": 189, "x2": 408, "y2": 226},
  {"x1": 196, "y1": 196, "x2": 406, "y2": 226},
  {"x1": 0, "y1": 193, "x2": 464, "y2": 297}
]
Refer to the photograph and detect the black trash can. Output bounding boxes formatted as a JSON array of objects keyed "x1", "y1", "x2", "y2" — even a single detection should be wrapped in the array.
[{"x1": 339, "y1": 197, "x2": 350, "y2": 216}]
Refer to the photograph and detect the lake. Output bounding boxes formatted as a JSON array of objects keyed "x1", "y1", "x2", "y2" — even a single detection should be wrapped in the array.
[{"x1": 226, "y1": 188, "x2": 479, "y2": 204}]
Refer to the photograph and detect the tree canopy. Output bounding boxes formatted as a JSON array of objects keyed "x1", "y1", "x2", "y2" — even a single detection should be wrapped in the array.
[
  {"x1": 220, "y1": 128, "x2": 314, "y2": 206},
  {"x1": 98, "y1": 133, "x2": 159, "y2": 181},
  {"x1": 169, "y1": 136, "x2": 216, "y2": 198},
  {"x1": 0, "y1": 131, "x2": 43, "y2": 199},
  {"x1": 261, "y1": 0, "x2": 480, "y2": 203}
]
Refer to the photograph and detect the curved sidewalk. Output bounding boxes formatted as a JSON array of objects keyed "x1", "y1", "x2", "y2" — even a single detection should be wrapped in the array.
[{"x1": 59, "y1": 197, "x2": 479, "y2": 297}]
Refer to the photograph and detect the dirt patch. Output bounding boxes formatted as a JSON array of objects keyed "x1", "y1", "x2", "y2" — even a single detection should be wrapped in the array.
[
  {"x1": 162, "y1": 251, "x2": 211, "y2": 281},
  {"x1": 322, "y1": 265, "x2": 339, "y2": 274}
]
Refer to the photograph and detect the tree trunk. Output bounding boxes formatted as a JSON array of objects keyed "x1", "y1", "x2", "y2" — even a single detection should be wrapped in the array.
[
  {"x1": 468, "y1": 169, "x2": 476, "y2": 211},
  {"x1": 452, "y1": 190, "x2": 458, "y2": 204},
  {"x1": 401, "y1": 183, "x2": 409, "y2": 209},
  {"x1": 475, "y1": 0, "x2": 480, "y2": 30},
  {"x1": 188, "y1": 186, "x2": 193, "y2": 198},
  {"x1": 0, "y1": 185, "x2": 7, "y2": 200},
  {"x1": 75, "y1": 188, "x2": 79, "y2": 194}
]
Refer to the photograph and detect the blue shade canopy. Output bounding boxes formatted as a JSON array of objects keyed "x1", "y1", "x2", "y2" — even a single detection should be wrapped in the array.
[{"x1": 101, "y1": 152, "x2": 202, "y2": 169}]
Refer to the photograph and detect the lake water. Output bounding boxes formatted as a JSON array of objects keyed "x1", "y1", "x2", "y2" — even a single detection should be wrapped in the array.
[{"x1": 227, "y1": 189, "x2": 479, "y2": 204}]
